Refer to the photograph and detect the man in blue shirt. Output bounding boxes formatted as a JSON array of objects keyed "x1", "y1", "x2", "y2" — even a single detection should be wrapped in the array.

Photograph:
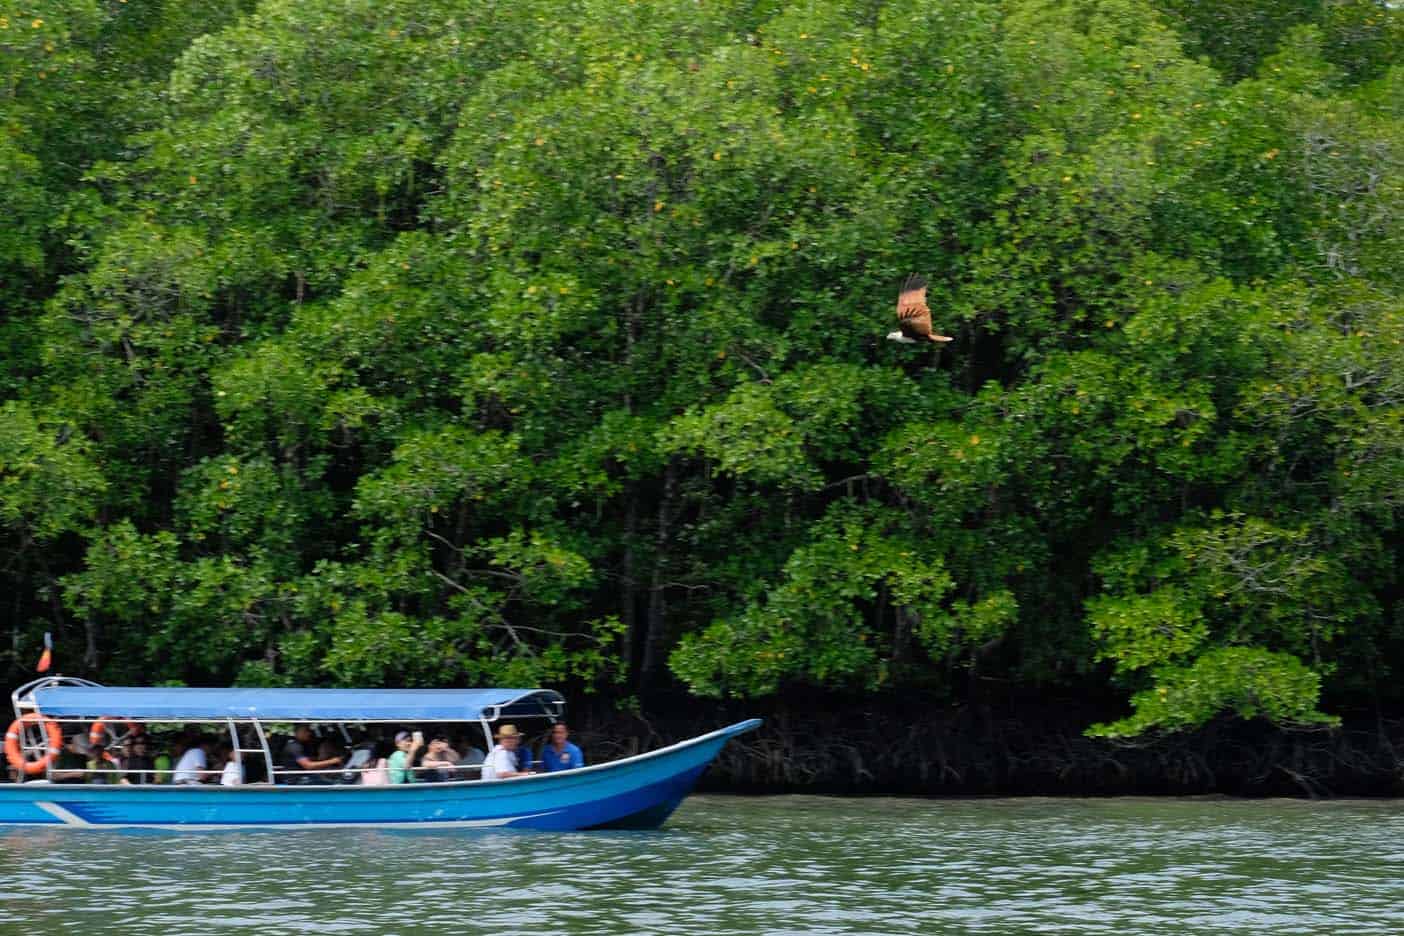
[{"x1": 539, "y1": 722, "x2": 584, "y2": 772}]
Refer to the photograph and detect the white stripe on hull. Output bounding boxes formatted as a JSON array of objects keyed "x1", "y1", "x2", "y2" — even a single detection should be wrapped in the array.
[
  {"x1": 26, "y1": 806, "x2": 564, "y2": 831},
  {"x1": 35, "y1": 802, "x2": 93, "y2": 826}
]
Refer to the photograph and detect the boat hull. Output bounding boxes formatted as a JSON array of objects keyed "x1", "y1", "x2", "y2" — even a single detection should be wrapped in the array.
[{"x1": 0, "y1": 719, "x2": 759, "y2": 831}]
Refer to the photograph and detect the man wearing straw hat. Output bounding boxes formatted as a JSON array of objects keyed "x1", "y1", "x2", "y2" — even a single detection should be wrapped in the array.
[{"x1": 480, "y1": 724, "x2": 534, "y2": 781}]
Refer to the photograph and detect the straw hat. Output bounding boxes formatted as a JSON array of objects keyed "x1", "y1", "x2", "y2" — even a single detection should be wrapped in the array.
[{"x1": 494, "y1": 724, "x2": 521, "y2": 740}]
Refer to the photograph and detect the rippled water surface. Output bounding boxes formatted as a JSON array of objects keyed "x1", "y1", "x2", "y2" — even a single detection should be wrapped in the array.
[{"x1": 3, "y1": 795, "x2": 1403, "y2": 934}]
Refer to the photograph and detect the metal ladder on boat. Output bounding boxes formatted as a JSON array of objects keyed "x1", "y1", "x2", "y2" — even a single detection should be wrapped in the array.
[{"x1": 225, "y1": 717, "x2": 275, "y2": 784}]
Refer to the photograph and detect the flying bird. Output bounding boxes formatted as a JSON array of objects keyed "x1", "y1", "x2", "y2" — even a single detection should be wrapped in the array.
[{"x1": 886, "y1": 274, "x2": 954, "y2": 344}]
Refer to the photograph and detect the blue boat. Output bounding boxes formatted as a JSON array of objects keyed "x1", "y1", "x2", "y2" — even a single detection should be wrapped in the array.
[{"x1": 1, "y1": 678, "x2": 760, "y2": 830}]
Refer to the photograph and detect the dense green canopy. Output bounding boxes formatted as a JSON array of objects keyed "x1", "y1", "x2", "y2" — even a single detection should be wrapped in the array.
[{"x1": 2, "y1": 0, "x2": 1400, "y2": 738}]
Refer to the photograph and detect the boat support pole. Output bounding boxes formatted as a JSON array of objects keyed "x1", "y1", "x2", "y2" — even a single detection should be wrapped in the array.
[{"x1": 251, "y1": 718, "x2": 276, "y2": 784}]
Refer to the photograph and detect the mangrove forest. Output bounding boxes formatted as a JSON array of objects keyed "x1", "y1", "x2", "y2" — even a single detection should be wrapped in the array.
[{"x1": 1, "y1": 0, "x2": 1401, "y2": 788}]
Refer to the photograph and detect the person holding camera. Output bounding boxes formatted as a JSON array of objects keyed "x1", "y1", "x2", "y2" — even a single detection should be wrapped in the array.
[{"x1": 388, "y1": 729, "x2": 423, "y2": 784}]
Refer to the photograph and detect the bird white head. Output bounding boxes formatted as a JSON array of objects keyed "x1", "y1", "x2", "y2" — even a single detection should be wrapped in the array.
[{"x1": 886, "y1": 331, "x2": 917, "y2": 344}]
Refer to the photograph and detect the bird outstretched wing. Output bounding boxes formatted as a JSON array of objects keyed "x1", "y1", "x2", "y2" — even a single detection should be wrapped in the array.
[
  {"x1": 893, "y1": 273, "x2": 953, "y2": 343},
  {"x1": 896, "y1": 273, "x2": 933, "y2": 340}
]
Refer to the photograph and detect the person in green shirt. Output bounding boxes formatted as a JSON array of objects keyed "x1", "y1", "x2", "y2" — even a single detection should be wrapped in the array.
[
  {"x1": 387, "y1": 730, "x2": 423, "y2": 784},
  {"x1": 152, "y1": 750, "x2": 173, "y2": 784},
  {"x1": 51, "y1": 735, "x2": 91, "y2": 784},
  {"x1": 85, "y1": 750, "x2": 118, "y2": 785}
]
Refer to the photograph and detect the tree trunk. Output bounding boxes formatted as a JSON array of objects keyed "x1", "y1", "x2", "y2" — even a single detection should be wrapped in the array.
[
  {"x1": 640, "y1": 461, "x2": 676, "y2": 688},
  {"x1": 83, "y1": 613, "x2": 100, "y2": 671},
  {"x1": 622, "y1": 492, "x2": 639, "y2": 674}
]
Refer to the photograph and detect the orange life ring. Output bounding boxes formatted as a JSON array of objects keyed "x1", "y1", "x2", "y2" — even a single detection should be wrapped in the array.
[
  {"x1": 89, "y1": 717, "x2": 141, "y2": 763},
  {"x1": 5, "y1": 714, "x2": 63, "y2": 776}
]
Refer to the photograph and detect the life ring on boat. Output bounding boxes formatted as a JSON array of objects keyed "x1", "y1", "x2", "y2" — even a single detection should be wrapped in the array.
[
  {"x1": 89, "y1": 717, "x2": 141, "y2": 762},
  {"x1": 4, "y1": 714, "x2": 64, "y2": 776}
]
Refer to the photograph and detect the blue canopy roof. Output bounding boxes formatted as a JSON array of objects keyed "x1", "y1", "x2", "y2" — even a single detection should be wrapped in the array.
[{"x1": 25, "y1": 686, "x2": 564, "y2": 722}]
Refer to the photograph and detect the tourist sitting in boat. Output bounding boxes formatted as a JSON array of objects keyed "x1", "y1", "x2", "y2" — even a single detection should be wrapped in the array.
[
  {"x1": 279, "y1": 724, "x2": 344, "y2": 784},
  {"x1": 88, "y1": 745, "x2": 118, "y2": 784},
  {"x1": 315, "y1": 737, "x2": 343, "y2": 771},
  {"x1": 453, "y1": 733, "x2": 485, "y2": 771},
  {"x1": 420, "y1": 734, "x2": 460, "y2": 782},
  {"x1": 216, "y1": 743, "x2": 243, "y2": 786},
  {"x1": 359, "y1": 741, "x2": 392, "y2": 786},
  {"x1": 118, "y1": 735, "x2": 155, "y2": 785},
  {"x1": 51, "y1": 733, "x2": 92, "y2": 784},
  {"x1": 388, "y1": 729, "x2": 423, "y2": 783},
  {"x1": 481, "y1": 724, "x2": 534, "y2": 780},
  {"x1": 152, "y1": 744, "x2": 173, "y2": 783},
  {"x1": 540, "y1": 722, "x2": 585, "y2": 773},
  {"x1": 172, "y1": 734, "x2": 214, "y2": 784}
]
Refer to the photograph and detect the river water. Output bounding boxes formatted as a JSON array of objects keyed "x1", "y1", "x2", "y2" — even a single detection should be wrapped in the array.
[{"x1": 2, "y1": 795, "x2": 1401, "y2": 934}]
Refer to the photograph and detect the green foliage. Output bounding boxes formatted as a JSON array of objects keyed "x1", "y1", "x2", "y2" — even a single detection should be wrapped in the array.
[
  {"x1": 671, "y1": 503, "x2": 955, "y2": 696},
  {"x1": 916, "y1": 590, "x2": 1020, "y2": 660},
  {"x1": 1090, "y1": 587, "x2": 1209, "y2": 672},
  {"x1": 0, "y1": 401, "x2": 105, "y2": 542},
  {"x1": 663, "y1": 365, "x2": 919, "y2": 490},
  {"x1": 1, "y1": 0, "x2": 1400, "y2": 741},
  {"x1": 1088, "y1": 646, "x2": 1339, "y2": 737},
  {"x1": 352, "y1": 427, "x2": 527, "y2": 540}
]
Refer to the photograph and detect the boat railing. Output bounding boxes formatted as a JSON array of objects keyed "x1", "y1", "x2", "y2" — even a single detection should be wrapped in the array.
[
  {"x1": 5, "y1": 713, "x2": 515, "y2": 785},
  {"x1": 10, "y1": 675, "x2": 102, "y2": 716},
  {"x1": 272, "y1": 763, "x2": 487, "y2": 780},
  {"x1": 30, "y1": 763, "x2": 487, "y2": 778},
  {"x1": 14, "y1": 762, "x2": 496, "y2": 787}
]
